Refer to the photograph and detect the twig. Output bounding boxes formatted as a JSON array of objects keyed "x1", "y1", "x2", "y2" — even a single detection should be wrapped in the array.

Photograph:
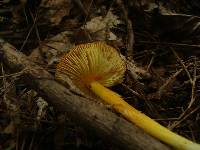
[
  {"x1": 29, "y1": 133, "x2": 36, "y2": 150},
  {"x1": 157, "y1": 66, "x2": 189, "y2": 98},
  {"x1": 172, "y1": 49, "x2": 193, "y2": 84},
  {"x1": 21, "y1": 136, "x2": 26, "y2": 150},
  {"x1": 147, "y1": 53, "x2": 155, "y2": 71},
  {"x1": 188, "y1": 57, "x2": 197, "y2": 108},
  {"x1": 73, "y1": 0, "x2": 89, "y2": 16},
  {"x1": 0, "y1": 70, "x2": 25, "y2": 78},
  {"x1": 172, "y1": 49, "x2": 197, "y2": 108},
  {"x1": 168, "y1": 105, "x2": 200, "y2": 130},
  {"x1": 19, "y1": 11, "x2": 38, "y2": 51},
  {"x1": 122, "y1": 83, "x2": 143, "y2": 99},
  {"x1": 1, "y1": 63, "x2": 6, "y2": 89}
]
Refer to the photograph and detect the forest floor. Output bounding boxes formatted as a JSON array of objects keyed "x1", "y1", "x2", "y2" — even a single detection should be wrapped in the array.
[{"x1": 0, "y1": 0, "x2": 200, "y2": 150}]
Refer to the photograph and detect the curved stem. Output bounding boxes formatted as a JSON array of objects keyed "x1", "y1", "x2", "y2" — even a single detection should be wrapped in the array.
[{"x1": 90, "y1": 81, "x2": 200, "y2": 150}]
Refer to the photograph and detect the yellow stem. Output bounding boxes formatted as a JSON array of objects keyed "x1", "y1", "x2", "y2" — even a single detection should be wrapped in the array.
[{"x1": 90, "y1": 81, "x2": 200, "y2": 150}]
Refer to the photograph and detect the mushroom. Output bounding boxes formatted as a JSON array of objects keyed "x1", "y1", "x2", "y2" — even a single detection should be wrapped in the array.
[{"x1": 55, "y1": 42, "x2": 200, "y2": 150}]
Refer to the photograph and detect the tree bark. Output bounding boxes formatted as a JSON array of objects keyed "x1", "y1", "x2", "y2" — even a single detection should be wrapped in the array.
[{"x1": 1, "y1": 39, "x2": 171, "y2": 150}]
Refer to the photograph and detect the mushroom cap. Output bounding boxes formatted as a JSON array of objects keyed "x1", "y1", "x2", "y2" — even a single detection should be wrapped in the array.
[{"x1": 55, "y1": 42, "x2": 126, "y2": 93}]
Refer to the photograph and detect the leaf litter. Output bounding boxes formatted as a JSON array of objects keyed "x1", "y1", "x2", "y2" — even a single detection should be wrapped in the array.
[{"x1": 0, "y1": 0, "x2": 200, "y2": 149}]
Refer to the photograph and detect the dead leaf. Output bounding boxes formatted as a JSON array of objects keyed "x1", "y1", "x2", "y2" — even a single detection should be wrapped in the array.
[
  {"x1": 82, "y1": 10, "x2": 122, "y2": 41},
  {"x1": 39, "y1": 0, "x2": 73, "y2": 25}
]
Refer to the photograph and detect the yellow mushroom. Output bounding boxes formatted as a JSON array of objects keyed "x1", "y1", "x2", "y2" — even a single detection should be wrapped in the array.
[{"x1": 55, "y1": 42, "x2": 200, "y2": 150}]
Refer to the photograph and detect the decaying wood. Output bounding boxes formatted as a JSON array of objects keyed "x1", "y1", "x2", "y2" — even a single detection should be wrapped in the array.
[{"x1": 1, "y1": 39, "x2": 171, "y2": 150}]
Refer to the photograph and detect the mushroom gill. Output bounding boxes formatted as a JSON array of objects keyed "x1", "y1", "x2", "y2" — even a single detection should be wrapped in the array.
[{"x1": 55, "y1": 42, "x2": 126, "y2": 93}]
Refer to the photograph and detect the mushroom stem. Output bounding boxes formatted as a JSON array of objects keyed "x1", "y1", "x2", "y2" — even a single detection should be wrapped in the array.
[{"x1": 90, "y1": 81, "x2": 200, "y2": 150}]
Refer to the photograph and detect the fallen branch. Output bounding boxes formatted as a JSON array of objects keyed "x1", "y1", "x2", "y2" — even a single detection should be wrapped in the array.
[{"x1": 1, "y1": 39, "x2": 171, "y2": 150}]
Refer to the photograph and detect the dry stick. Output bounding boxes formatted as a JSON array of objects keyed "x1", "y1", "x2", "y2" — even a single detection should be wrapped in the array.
[
  {"x1": 0, "y1": 70, "x2": 25, "y2": 78},
  {"x1": 168, "y1": 50, "x2": 197, "y2": 130},
  {"x1": 189, "y1": 126, "x2": 196, "y2": 142},
  {"x1": 184, "y1": 74, "x2": 200, "y2": 84},
  {"x1": 172, "y1": 49, "x2": 193, "y2": 83},
  {"x1": 169, "y1": 105, "x2": 200, "y2": 130},
  {"x1": 30, "y1": 9, "x2": 41, "y2": 46},
  {"x1": 188, "y1": 57, "x2": 197, "y2": 108},
  {"x1": 0, "y1": 77, "x2": 16, "y2": 96},
  {"x1": 172, "y1": 49, "x2": 197, "y2": 108},
  {"x1": 1, "y1": 62, "x2": 6, "y2": 89},
  {"x1": 73, "y1": 0, "x2": 89, "y2": 16},
  {"x1": 19, "y1": 12, "x2": 38, "y2": 52},
  {"x1": 168, "y1": 107, "x2": 190, "y2": 130},
  {"x1": 1, "y1": 40, "x2": 170, "y2": 150},
  {"x1": 121, "y1": 83, "x2": 143, "y2": 99},
  {"x1": 157, "y1": 66, "x2": 188, "y2": 99},
  {"x1": 21, "y1": 136, "x2": 26, "y2": 150},
  {"x1": 147, "y1": 54, "x2": 155, "y2": 72}
]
